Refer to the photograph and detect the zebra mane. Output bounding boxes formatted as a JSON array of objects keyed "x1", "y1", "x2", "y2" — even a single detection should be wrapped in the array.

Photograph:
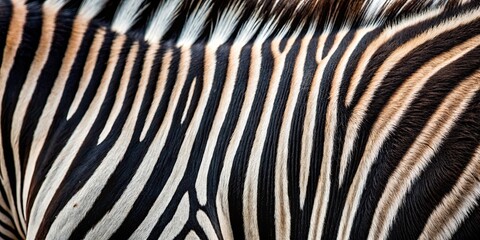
[{"x1": 13, "y1": 0, "x2": 476, "y2": 45}]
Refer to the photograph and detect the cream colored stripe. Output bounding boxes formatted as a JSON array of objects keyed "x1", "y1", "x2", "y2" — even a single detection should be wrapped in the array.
[
  {"x1": 14, "y1": 8, "x2": 61, "y2": 225},
  {"x1": 340, "y1": 10, "x2": 446, "y2": 189},
  {"x1": 131, "y1": 45, "x2": 218, "y2": 236},
  {"x1": 113, "y1": 46, "x2": 191, "y2": 239},
  {"x1": 13, "y1": 10, "x2": 57, "y2": 223},
  {"x1": 215, "y1": 42, "x2": 262, "y2": 240},
  {"x1": 98, "y1": 43, "x2": 140, "y2": 143},
  {"x1": 27, "y1": 34, "x2": 126, "y2": 239},
  {"x1": 0, "y1": 190, "x2": 10, "y2": 215},
  {"x1": 243, "y1": 37, "x2": 297, "y2": 240},
  {"x1": 420, "y1": 145, "x2": 480, "y2": 240},
  {"x1": 338, "y1": 10, "x2": 480, "y2": 240},
  {"x1": 0, "y1": 210, "x2": 14, "y2": 235},
  {"x1": 0, "y1": 2, "x2": 27, "y2": 237},
  {"x1": 186, "y1": 230, "x2": 201, "y2": 240},
  {"x1": 81, "y1": 46, "x2": 186, "y2": 240},
  {"x1": 139, "y1": 45, "x2": 168, "y2": 141},
  {"x1": 181, "y1": 76, "x2": 196, "y2": 124},
  {"x1": 67, "y1": 29, "x2": 107, "y2": 119},
  {"x1": 197, "y1": 210, "x2": 219, "y2": 240},
  {"x1": 299, "y1": 34, "x2": 327, "y2": 210},
  {"x1": 196, "y1": 44, "x2": 242, "y2": 206},
  {"x1": 45, "y1": 42, "x2": 144, "y2": 239},
  {"x1": 275, "y1": 33, "x2": 313, "y2": 240},
  {"x1": 0, "y1": 225, "x2": 16, "y2": 240},
  {"x1": 349, "y1": 34, "x2": 479, "y2": 203},
  {"x1": 368, "y1": 70, "x2": 480, "y2": 240},
  {"x1": 156, "y1": 193, "x2": 190, "y2": 240},
  {"x1": 307, "y1": 30, "x2": 349, "y2": 240},
  {"x1": 24, "y1": 16, "x2": 90, "y2": 215},
  {"x1": 345, "y1": 8, "x2": 443, "y2": 107},
  {"x1": 335, "y1": 27, "x2": 375, "y2": 186}
]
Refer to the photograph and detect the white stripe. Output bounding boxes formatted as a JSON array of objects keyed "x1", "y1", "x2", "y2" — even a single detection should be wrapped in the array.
[
  {"x1": 93, "y1": 46, "x2": 191, "y2": 238},
  {"x1": 0, "y1": 3, "x2": 29, "y2": 237},
  {"x1": 215, "y1": 42, "x2": 263, "y2": 240},
  {"x1": 368, "y1": 70, "x2": 480, "y2": 240},
  {"x1": 27, "y1": 34, "x2": 126, "y2": 239},
  {"x1": 145, "y1": 0, "x2": 183, "y2": 43},
  {"x1": 156, "y1": 193, "x2": 190, "y2": 240},
  {"x1": 197, "y1": 210, "x2": 219, "y2": 240},
  {"x1": 307, "y1": 30, "x2": 349, "y2": 240},
  {"x1": 112, "y1": 0, "x2": 146, "y2": 33},
  {"x1": 420, "y1": 146, "x2": 480, "y2": 240},
  {"x1": 140, "y1": 47, "x2": 171, "y2": 141},
  {"x1": 78, "y1": 0, "x2": 109, "y2": 20},
  {"x1": 243, "y1": 36, "x2": 297, "y2": 240},
  {"x1": 338, "y1": 10, "x2": 480, "y2": 240},
  {"x1": 177, "y1": 0, "x2": 213, "y2": 46}
]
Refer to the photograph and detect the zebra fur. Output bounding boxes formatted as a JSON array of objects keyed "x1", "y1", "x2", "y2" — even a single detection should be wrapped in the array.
[{"x1": 0, "y1": 0, "x2": 479, "y2": 239}]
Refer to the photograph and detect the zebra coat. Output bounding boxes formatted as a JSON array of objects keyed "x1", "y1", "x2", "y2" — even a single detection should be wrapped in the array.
[{"x1": 0, "y1": 0, "x2": 479, "y2": 239}]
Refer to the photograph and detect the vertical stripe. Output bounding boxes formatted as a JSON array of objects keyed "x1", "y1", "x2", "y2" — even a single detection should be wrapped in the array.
[
  {"x1": 118, "y1": 45, "x2": 191, "y2": 238},
  {"x1": 156, "y1": 193, "x2": 190, "y2": 240},
  {"x1": 243, "y1": 37, "x2": 297, "y2": 240},
  {"x1": 97, "y1": 43, "x2": 140, "y2": 143},
  {"x1": 275, "y1": 33, "x2": 313, "y2": 239},
  {"x1": 0, "y1": 2, "x2": 27, "y2": 237},
  {"x1": 45, "y1": 40, "x2": 142, "y2": 239},
  {"x1": 12, "y1": 8, "x2": 57, "y2": 222},
  {"x1": 215, "y1": 42, "x2": 262, "y2": 240},
  {"x1": 66, "y1": 29, "x2": 107, "y2": 119},
  {"x1": 307, "y1": 30, "x2": 349, "y2": 240},
  {"x1": 197, "y1": 210, "x2": 219, "y2": 240},
  {"x1": 27, "y1": 34, "x2": 126, "y2": 239},
  {"x1": 181, "y1": 76, "x2": 196, "y2": 124},
  {"x1": 195, "y1": 44, "x2": 242, "y2": 206},
  {"x1": 138, "y1": 44, "x2": 165, "y2": 141},
  {"x1": 299, "y1": 34, "x2": 327, "y2": 210}
]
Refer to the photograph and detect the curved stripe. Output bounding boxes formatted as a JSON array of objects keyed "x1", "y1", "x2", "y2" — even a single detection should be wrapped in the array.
[
  {"x1": 215, "y1": 41, "x2": 262, "y2": 240},
  {"x1": 419, "y1": 145, "x2": 480, "y2": 240},
  {"x1": 307, "y1": 30, "x2": 349, "y2": 240},
  {"x1": 185, "y1": 230, "x2": 201, "y2": 240},
  {"x1": 334, "y1": 27, "x2": 375, "y2": 186},
  {"x1": 344, "y1": 8, "x2": 443, "y2": 107},
  {"x1": 155, "y1": 193, "x2": 190, "y2": 240},
  {"x1": 13, "y1": 7, "x2": 57, "y2": 223},
  {"x1": 197, "y1": 210, "x2": 219, "y2": 240},
  {"x1": 0, "y1": 2, "x2": 27, "y2": 237},
  {"x1": 338, "y1": 10, "x2": 480, "y2": 240},
  {"x1": 66, "y1": 29, "x2": 107, "y2": 119},
  {"x1": 98, "y1": 43, "x2": 139, "y2": 143},
  {"x1": 139, "y1": 46, "x2": 169, "y2": 141},
  {"x1": 340, "y1": 9, "x2": 444, "y2": 188},
  {"x1": 101, "y1": 46, "x2": 191, "y2": 238},
  {"x1": 242, "y1": 37, "x2": 297, "y2": 240},
  {"x1": 299, "y1": 34, "x2": 327, "y2": 210},
  {"x1": 368, "y1": 69, "x2": 480, "y2": 240},
  {"x1": 27, "y1": 34, "x2": 126, "y2": 239},
  {"x1": 196, "y1": 43, "x2": 242, "y2": 206}
]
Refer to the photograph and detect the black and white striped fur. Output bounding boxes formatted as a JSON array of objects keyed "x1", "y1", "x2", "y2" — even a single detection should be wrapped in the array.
[{"x1": 0, "y1": 0, "x2": 479, "y2": 239}]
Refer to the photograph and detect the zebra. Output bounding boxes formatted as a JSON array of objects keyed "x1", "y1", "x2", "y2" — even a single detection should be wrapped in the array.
[{"x1": 0, "y1": 0, "x2": 479, "y2": 238}]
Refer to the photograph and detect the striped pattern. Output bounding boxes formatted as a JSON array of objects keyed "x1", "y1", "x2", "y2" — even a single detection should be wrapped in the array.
[{"x1": 0, "y1": 0, "x2": 479, "y2": 239}]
